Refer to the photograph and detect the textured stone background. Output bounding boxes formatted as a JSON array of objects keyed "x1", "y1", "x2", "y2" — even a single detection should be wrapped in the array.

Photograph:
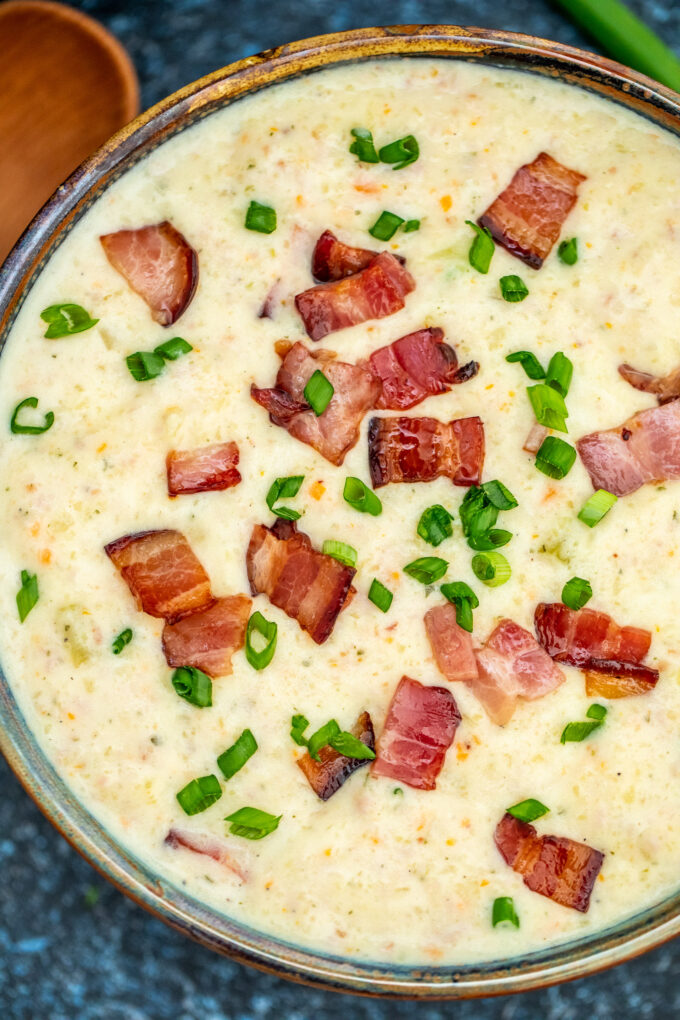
[{"x1": 2, "y1": 1, "x2": 680, "y2": 1017}]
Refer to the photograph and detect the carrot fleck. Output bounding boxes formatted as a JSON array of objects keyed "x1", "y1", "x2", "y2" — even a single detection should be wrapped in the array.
[
  {"x1": 309, "y1": 480, "x2": 326, "y2": 500},
  {"x1": 39, "y1": 549, "x2": 51, "y2": 564},
  {"x1": 97, "y1": 442, "x2": 107, "y2": 454},
  {"x1": 440, "y1": 195, "x2": 452, "y2": 212}
]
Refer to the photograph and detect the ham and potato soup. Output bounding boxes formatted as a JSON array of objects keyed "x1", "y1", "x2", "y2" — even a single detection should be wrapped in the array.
[{"x1": 2, "y1": 57, "x2": 680, "y2": 966}]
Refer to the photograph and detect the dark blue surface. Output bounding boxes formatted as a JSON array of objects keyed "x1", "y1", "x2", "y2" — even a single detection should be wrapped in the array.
[{"x1": 2, "y1": 2, "x2": 680, "y2": 1017}]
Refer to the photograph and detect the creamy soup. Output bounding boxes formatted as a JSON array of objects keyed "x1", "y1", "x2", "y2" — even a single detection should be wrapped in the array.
[{"x1": 2, "y1": 57, "x2": 680, "y2": 968}]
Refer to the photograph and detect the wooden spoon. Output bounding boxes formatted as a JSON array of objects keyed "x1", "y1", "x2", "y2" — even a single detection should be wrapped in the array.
[{"x1": 0, "y1": 0, "x2": 139, "y2": 263}]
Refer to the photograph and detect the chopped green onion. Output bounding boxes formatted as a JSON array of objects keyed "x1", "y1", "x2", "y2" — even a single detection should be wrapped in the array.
[
  {"x1": 560, "y1": 703, "x2": 607, "y2": 744},
  {"x1": 304, "y1": 369, "x2": 334, "y2": 415},
  {"x1": 471, "y1": 551, "x2": 511, "y2": 587},
  {"x1": 506, "y1": 350, "x2": 546, "y2": 380},
  {"x1": 481, "y1": 480, "x2": 518, "y2": 511},
  {"x1": 562, "y1": 576, "x2": 593, "y2": 611},
  {"x1": 578, "y1": 489, "x2": 617, "y2": 528},
  {"x1": 587, "y1": 703, "x2": 607, "y2": 721},
  {"x1": 527, "y1": 383, "x2": 569, "y2": 432},
  {"x1": 403, "y1": 556, "x2": 448, "y2": 585},
  {"x1": 349, "y1": 127, "x2": 379, "y2": 163},
  {"x1": 417, "y1": 504, "x2": 454, "y2": 547},
  {"x1": 492, "y1": 896, "x2": 520, "y2": 928},
  {"x1": 126, "y1": 351, "x2": 165, "y2": 382},
  {"x1": 378, "y1": 134, "x2": 419, "y2": 170},
  {"x1": 245, "y1": 611, "x2": 277, "y2": 670},
  {"x1": 535, "y1": 436, "x2": 576, "y2": 479},
  {"x1": 245, "y1": 201, "x2": 276, "y2": 234},
  {"x1": 225, "y1": 806, "x2": 281, "y2": 840},
  {"x1": 290, "y1": 713, "x2": 310, "y2": 746},
  {"x1": 468, "y1": 529, "x2": 513, "y2": 552},
  {"x1": 440, "y1": 581, "x2": 479, "y2": 632},
  {"x1": 40, "y1": 302, "x2": 98, "y2": 338},
  {"x1": 558, "y1": 237, "x2": 579, "y2": 265},
  {"x1": 465, "y1": 220, "x2": 495, "y2": 274},
  {"x1": 171, "y1": 666, "x2": 213, "y2": 708},
  {"x1": 217, "y1": 729, "x2": 258, "y2": 780},
  {"x1": 322, "y1": 539, "x2": 357, "y2": 568},
  {"x1": 266, "y1": 474, "x2": 304, "y2": 520},
  {"x1": 499, "y1": 275, "x2": 529, "y2": 302},
  {"x1": 507, "y1": 799, "x2": 549, "y2": 823},
  {"x1": 10, "y1": 396, "x2": 54, "y2": 435},
  {"x1": 16, "y1": 569, "x2": 38, "y2": 622},
  {"x1": 343, "y1": 476, "x2": 382, "y2": 516},
  {"x1": 154, "y1": 337, "x2": 193, "y2": 360},
  {"x1": 176, "y1": 774, "x2": 222, "y2": 816},
  {"x1": 545, "y1": 352, "x2": 573, "y2": 398},
  {"x1": 403, "y1": 219, "x2": 420, "y2": 232},
  {"x1": 368, "y1": 578, "x2": 393, "y2": 613},
  {"x1": 112, "y1": 628, "x2": 133, "y2": 655},
  {"x1": 369, "y1": 211, "x2": 405, "y2": 241},
  {"x1": 307, "y1": 719, "x2": 341, "y2": 761},
  {"x1": 329, "y1": 730, "x2": 375, "y2": 760},
  {"x1": 459, "y1": 483, "x2": 516, "y2": 551}
]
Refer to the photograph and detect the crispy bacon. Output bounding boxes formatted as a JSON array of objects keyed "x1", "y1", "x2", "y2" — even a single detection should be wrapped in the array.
[
  {"x1": 372, "y1": 676, "x2": 461, "y2": 790},
  {"x1": 585, "y1": 670, "x2": 658, "y2": 699},
  {"x1": 478, "y1": 152, "x2": 586, "y2": 269},
  {"x1": 161, "y1": 594, "x2": 251, "y2": 677},
  {"x1": 312, "y1": 229, "x2": 379, "y2": 281},
  {"x1": 166, "y1": 442, "x2": 241, "y2": 496},
  {"x1": 576, "y1": 400, "x2": 680, "y2": 497},
  {"x1": 424, "y1": 604, "x2": 479, "y2": 683},
  {"x1": 618, "y1": 362, "x2": 680, "y2": 405},
  {"x1": 297, "y1": 711, "x2": 375, "y2": 800},
  {"x1": 295, "y1": 252, "x2": 415, "y2": 341},
  {"x1": 100, "y1": 221, "x2": 198, "y2": 325},
  {"x1": 368, "y1": 415, "x2": 484, "y2": 489},
  {"x1": 251, "y1": 341, "x2": 380, "y2": 465},
  {"x1": 165, "y1": 828, "x2": 247, "y2": 882},
  {"x1": 246, "y1": 519, "x2": 355, "y2": 644},
  {"x1": 494, "y1": 812, "x2": 604, "y2": 912},
  {"x1": 105, "y1": 529, "x2": 213, "y2": 623},
  {"x1": 367, "y1": 327, "x2": 479, "y2": 411}
]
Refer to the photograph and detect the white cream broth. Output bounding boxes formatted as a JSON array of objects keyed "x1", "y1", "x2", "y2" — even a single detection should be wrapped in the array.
[{"x1": 2, "y1": 57, "x2": 680, "y2": 967}]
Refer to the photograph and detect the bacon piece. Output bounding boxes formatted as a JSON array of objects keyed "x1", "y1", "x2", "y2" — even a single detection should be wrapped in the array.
[
  {"x1": 105, "y1": 530, "x2": 213, "y2": 623},
  {"x1": 372, "y1": 676, "x2": 461, "y2": 791},
  {"x1": 165, "y1": 828, "x2": 247, "y2": 882},
  {"x1": 618, "y1": 362, "x2": 680, "y2": 405},
  {"x1": 576, "y1": 400, "x2": 680, "y2": 497},
  {"x1": 367, "y1": 327, "x2": 479, "y2": 411},
  {"x1": 478, "y1": 152, "x2": 586, "y2": 269},
  {"x1": 100, "y1": 221, "x2": 198, "y2": 325},
  {"x1": 523, "y1": 422, "x2": 549, "y2": 454},
  {"x1": 297, "y1": 711, "x2": 375, "y2": 800},
  {"x1": 368, "y1": 415, "x2": 484, "y2": 489},
  {"x1": 495, "y1": 813, "x2": 604, "y2": 912},
  {"x1": 295, "y1": 252, "x2": 415, "y2": 341},
  {"x1": 161, "y1": 594, "x2": 251, "y2": 677},
  {"x1": 252, "y1": 341, "x2": 380, "y2": 465},
  {"x1": 312, "y1": 229, "x2": 379, "y2": 281},
  {"x1": 424, "y1": 604, "x2": 479, "y2": 683},
  {"x1": 246, "y1": 519, "x2": 355, "y2": 644},
  {"x1": 166, "y1": 442, "x2": 241, "y2": 496},
  {"x1": 585, "y1": 669, "x2": 658, "y2": 699}
]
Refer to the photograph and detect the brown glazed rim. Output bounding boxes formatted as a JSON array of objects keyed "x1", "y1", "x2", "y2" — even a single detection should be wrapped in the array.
[{"x1": 2, "y1": 24, "x2": 680, "y2": 1000}]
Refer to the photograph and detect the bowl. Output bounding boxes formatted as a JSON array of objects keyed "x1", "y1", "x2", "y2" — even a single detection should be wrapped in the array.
[{"x1": 2, "y1": 24, "x2": 680, "y2": 1000}]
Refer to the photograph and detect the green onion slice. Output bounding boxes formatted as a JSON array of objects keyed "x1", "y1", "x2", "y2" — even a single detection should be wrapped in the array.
[
  {"x1": 154, "y1": 337, "x2": 193, "y2": 360},
  {"x1": 349, "y1": 127, "x2": 379, "y2": 163},
  {"x1": 499, "y1": 275, "x2": 529, "y2": 302},
  {"x1": 245, "y1": 611, "x2": 277, "y2": 670},
  {"x1": 545, "y1": 352, "x2": 573, "y2": 398},
  {"x1": 226, "y1": 806, "x2": 281, "y2": 840},
  {"x1": 322, "y1": 540, "x2": 357, "y2": 568},
  {"x1": 176, "y1": 774, "x2": 222, "y2": 816},
  {"x1": 558, "y1": 237, "x2": 579, "y2": 265},
  {"x1": 481, "y1": 480, "x2": 518, "y2": 511},
  {"x1": 587, "y1": 703, "x2": 607, "y2": 721},
  {"x1": 16, "y1": 569, "x2": 38, "y2": 622},
  {"x1": 403, "y1": 219, "x2": 420, "y2": 232},
  {"x1": 492, "y1": 896, "x2": 520, "y2": 928},
  {"x1": 112, "y1": 628, "x2": 133, "y2": 655},
  {"x1": 507, "y1": 799, "x2": 549, "y2": 823},
  {"x1": 369, "y1": 211, "x2": 405, "y2": 241},
  {"x1": 562, "y1": 576, "x2": 593, "y2": 611},
  {"x1": 471, "y1": 551, "x2": 511, "y2": 587},
  {"x1": 329, "y1": 730, "x2": 375, "y2": 760},
  {"x1": 465, "y1": 220, "x2": 495, "y2": 274},
  {"x1": 527, "y1": 383, "x2": 569, "y2": 432},
  {"x1": 343, "y1": 476, "x2": 382, "y2": 516},
  {"x1": 378, "y1": 134, "x2": 419, "y2": 170},
  {"x1": 126, "y1": 351, "x2": 165, "y2": 382},
  {"x1": 266, "y1": 474, "x2": 304, "y2": 520},
  {"x1": 245, "y1": 200, "x2": 276, "y2": 234},
  {"x1": 578, "y1": 489, "x2": 617, "y2": 528},
  {"x1": 467, "y1": 529, "x2": 513, "y2": 552},
  {"x1": 560, "y1": 704, "x2": 607, "y2": 744},
  {"x1": 459, "y1": 483, "x2": 516, "y2": 550},
  {"x1": 505, "y1": 350, "x2": 546, "y2": 380},
  {"x1": 403, "y1": 556, "x2": 448, "y2": 585},
  {"x1": 290, "y1": 713, "x2": 310, "y2": 746},
  {"x1": 368, "y1": 578, "x2": 393, "y2": 613},
  {"x1": 535, "y1": 436, "x2": 576, "y2": 480},
  {"x1": 10, "y1": 396, "x2": 54, "y2": 435},
  {"x1": 304, "y1": 369, "x2": 334, "y2": 415},
  {"x1": 217, "y1": 728, "x2": 258, "y2": 780},
  {"x1": 417, "y1": 504, "x2": 454, "y2": 546},
  {"x1": 307, "y1": 719, "x2": 341, "y2": 761},
  {"x1": 40, "y1": 302, "x2": 98, "y2": 338},
  {"x1": 171, "y1": 666, "x2": 213, "y2": 708},
  {"x1": 440, "y1": 581, "x2": 479, "y2": 632}
]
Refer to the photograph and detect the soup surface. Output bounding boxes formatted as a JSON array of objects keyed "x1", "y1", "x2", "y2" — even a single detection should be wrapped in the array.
[{"x1": 1, "y1": 57, "x2": 680, "y2": 967}]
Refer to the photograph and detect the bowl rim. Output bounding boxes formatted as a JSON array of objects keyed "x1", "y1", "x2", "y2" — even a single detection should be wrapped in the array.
[{"x1": 2, "y1": 22, "x2": 680, "y2": 1000}]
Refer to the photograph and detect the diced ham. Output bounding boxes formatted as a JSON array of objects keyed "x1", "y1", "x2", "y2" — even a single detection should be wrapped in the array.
[
  {"x1": 297, "y1": 711, "x2": 375, "y2": 800},
  {"x1": 576, "y1": 399, "x2": 680, "y2": 497},
  {"x1": 161, "y1": 594, "x2": 251, "y2": 677},
  {"x1": 295, "y1": 252, "x2": 415, "y2": 341},
  {"x1": 523, "y1": 422, "x2": 549, "y2": 454},
  {"x1": 618, "y1": 362, "x2": 680, "y2": 405},
  {"x1": 251, "y1": 341, "x2": 380, "y2": 465},
  {"x1": 166, "y1": 442, "x2": 241, "y2": 496},
  {"x1": 105, "y1": 529, "x2": 213, "y2": 623},
  {"x1": 424, "y1": 604, "x2": 479, "y2": 683},
  {"x1": 368, "y1": 415, "x2": 484, "y2": 489},
  {"x1": 494, "y1": 812, "x2": 604, "y2": 913},
  {"x1": 246, "y1": 519, "x2": 355, "y2": 644},
  {"x1": 366, "y1": 327, "x2": 479, "y2": 411},
  {"x1": 478, "y1": 152, "x2": 586, "y2": 269},
  {"x1": 312, "y1": 229, "x2": 379, "y2": 281},
  {"x1": 372, "y1": 676, "x2": 461, "y2": 791},
  {"x1": 165, "y1": 828, "x2": 247, "y2": 882},
  {"x1": 100, "y1": 221, "x2": 198, "y2": 325}
]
